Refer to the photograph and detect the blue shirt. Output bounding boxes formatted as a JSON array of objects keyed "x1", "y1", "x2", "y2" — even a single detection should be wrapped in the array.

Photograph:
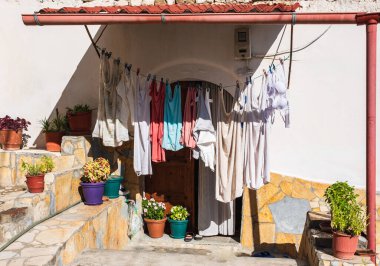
[{"x1": 162, "y1": 83, "x2": 183, "y2": 151}]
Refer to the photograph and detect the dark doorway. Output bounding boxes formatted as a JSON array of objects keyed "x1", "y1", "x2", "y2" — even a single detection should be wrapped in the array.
[{"x1": 144, "y1": 80, "x2": 242, "y2": 239}]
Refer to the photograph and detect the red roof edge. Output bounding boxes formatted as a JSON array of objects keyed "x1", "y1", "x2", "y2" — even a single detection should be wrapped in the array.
[{"x1": 39, "y1": 3, "x2": 301, "y2": 15}]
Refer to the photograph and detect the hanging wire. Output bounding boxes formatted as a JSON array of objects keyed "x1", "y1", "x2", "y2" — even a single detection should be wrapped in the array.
[
  {"x1": 94, "y1": 25, "x2": 331, "y2": 90},
  {"x1": 271, "y1": 24, "x2": 287, "y2": 65},
  {"x1": 252, "y1": 25, "x2": 332, "y2": 58}
]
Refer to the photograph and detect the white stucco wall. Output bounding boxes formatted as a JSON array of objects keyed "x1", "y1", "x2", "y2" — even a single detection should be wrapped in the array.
[{"x1": 0, "y1": 1, "x2": 379, "y2": 191}]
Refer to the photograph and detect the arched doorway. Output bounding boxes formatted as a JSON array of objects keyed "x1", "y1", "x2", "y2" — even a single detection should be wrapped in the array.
[{"x1": 145, "y1": 80, "x2": 242, "y2": 239}]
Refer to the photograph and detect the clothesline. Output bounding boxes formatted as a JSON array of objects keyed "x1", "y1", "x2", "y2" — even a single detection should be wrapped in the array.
[{"x1": 95, "y1": 45, "x2": 289, "y2": 90}]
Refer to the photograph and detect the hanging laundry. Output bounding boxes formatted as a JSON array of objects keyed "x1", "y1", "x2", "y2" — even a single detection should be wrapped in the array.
[
  {"x1": 197, "y1": 85, "x2": 235, "y2": 237},
  {"x1": 193, "y1": 88, "x2": 216, "y2": 171},
  {"x1": 162, "y1": 83, "x2": 183, "y2": 151},
  {"x1": 114, "y1": 66, "x2": 135, "y2": 141},
  {"x1": 133, "y1": 75, "x2": 152, "y2": 176},
  {"x1": 93, "y1": 54, "x2": 130, "y2": 147},
  {"x1": 215, "y1": 86, "x2": 244, "y2": 203},
  {"x1": 124, "y1": 67, "x2": 135, "y2": 135},
  {"x1": 266, "y1": 62, "x2": 290, "y2": 128},
  {"x1": 150, "y1": 79, "x2": 166, "y2": 163},
  {"x1": 242, "y1": 77, "x2": 270, "y2": 190},
  {"x1": 180, "y1": 87, "x2": 197, "y2": 149}
]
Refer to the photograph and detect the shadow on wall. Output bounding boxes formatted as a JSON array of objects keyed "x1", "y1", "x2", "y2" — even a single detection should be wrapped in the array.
[{"x1": 33, "y1": 25, "x2": 124, "y2": 148}]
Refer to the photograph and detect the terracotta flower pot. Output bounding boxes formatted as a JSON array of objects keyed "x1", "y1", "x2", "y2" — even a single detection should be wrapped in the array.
[
  {"x1": 45, "y1": 132, "x2": 64, "y2": 152},
  {"x1": 67, "y1": 111, "x2": 92, "y2": 135},
  {"x1": 0, "y1": 129, "x2": 22, "y2": 150},
  {"x1": 332, "y1": 231, "x2": 359, "y2": 259},
  {"x1": 26, "y1": 174, "x2": 45, "y2": 193},
  {"x1": 144, "y1": 217, "x2": 167, "y2": 238}
]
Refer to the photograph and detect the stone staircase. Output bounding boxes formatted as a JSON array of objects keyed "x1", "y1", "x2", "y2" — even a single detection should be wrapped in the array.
[
  {"x1": 0, "y1": 136, "x2": 93, "y2": 249},
  {"x1": 0, "y1": 136, "x2": 134, "y2": 266}
]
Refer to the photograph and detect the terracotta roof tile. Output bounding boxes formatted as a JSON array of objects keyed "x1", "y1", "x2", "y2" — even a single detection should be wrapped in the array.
[{"x1": 39, "y1": 3, "x2": 301, "y2": 14}]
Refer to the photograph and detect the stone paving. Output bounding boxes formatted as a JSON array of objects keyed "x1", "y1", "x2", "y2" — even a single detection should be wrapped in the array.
[{"x1": 0, "y1": 197, "x2": 129, "y2": 266}]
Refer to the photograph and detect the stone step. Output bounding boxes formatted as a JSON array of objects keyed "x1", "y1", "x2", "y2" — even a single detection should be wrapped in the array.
[
  {"x1": 302, "y1": 212, "x2": 375, "y2": 266},
  {"x1": 0, "y1": 197, "x2": 129, "y2": 266},
  {"x1": 0, "y1": 166, "x2": 83, "y2": 249},
  {"x1": 0, "y1": 149, "x2": 77, "y2": 188}
]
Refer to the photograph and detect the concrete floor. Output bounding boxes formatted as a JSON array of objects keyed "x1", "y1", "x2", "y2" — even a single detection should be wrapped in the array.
[
  {"x1": 71, "y1": 234, "x2": 307, "y2": 266},
  {"x1": 70, "y1": 247, "x2": 306, "y2": 266}
]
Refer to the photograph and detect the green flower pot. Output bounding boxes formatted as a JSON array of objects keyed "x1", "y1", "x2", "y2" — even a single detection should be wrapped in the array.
[
  {"x1": 168, "y1": 218, "x2": 188, "y2": 239},
  {"x1": 104, "y1": 176, "x2": 123, "y2": 199}
]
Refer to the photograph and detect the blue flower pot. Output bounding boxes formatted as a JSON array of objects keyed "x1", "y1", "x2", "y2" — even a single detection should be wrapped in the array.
[
  {"x1": 168, "y1": 218, "x2": 188, "y2": 239},
  {"x1": 104, "y1": 175, "x2": 123, "y2": 199}
]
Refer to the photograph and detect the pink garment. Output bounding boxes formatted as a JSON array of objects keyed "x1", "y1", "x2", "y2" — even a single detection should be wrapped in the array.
[
  {"x1": 180, "y1": 87, "x2": 197, "y2": 148},
  {"x1": 150, "y1": 80, "x2": 166, "y2": 162}
]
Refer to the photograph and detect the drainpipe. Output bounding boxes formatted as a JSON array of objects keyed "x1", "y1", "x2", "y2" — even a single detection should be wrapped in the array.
[
  {"x1": 357, "y1": 13, "x2": 379, "y2": 263},
  {"x1": 366, "y1": 18, "x2": 377, "y2": 263},
  {"x1": 21, "y1": 13, "x2": 362, "y2": 26}
]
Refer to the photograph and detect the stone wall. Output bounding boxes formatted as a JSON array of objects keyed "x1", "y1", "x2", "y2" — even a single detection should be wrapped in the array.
[
  {"x1": 0, "y1": 150, "x2": 60, "y2": 188},
  {"x1": 240, "y1": 173, "x2": 380, "y2": 258}
]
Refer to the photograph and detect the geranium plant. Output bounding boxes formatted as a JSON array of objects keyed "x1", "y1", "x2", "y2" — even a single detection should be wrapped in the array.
[
  {"x1": 21, "y1": 156, "x2": 54, "y2": 176},
  {"x1": 170, "y1": 205, "x2": 189, "y2": 221},
  {"x1": 81, "y1": 157, "x2": 110, "y2": 183},
  {"x1": 0, "y1": 116, "x2": 30, "y2": 131},
  {"x1": 142, "y1": 197, "x2": 166, "y2": 220},
  {"x1": 324, "y1": 181, "x2": 367, "y2": 236}
]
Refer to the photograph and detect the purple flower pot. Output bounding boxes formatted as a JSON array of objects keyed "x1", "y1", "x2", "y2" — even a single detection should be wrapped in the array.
[{"x1": 81, "y1": 182, "x2": 105, "y2": 205}]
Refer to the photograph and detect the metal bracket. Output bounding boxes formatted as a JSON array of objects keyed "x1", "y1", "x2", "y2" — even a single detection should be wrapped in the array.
[
  {"x1": 33, "y1": 12, "x2": 41, "y2": 26},
  {"x1": 84, "y1": 25, "x2": 100, "y2": 58}
]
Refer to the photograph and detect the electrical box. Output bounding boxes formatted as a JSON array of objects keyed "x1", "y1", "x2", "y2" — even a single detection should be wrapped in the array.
[{"x1": 234, "y1": 27, "x2": 251, "y2": 60}]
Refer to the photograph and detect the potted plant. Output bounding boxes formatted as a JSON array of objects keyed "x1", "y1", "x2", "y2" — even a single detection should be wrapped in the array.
[
  {"x1": 324, "y1": 181, "x2": 367, "y2": 260},
  {"x1": 21, "y1": 156, "x2": 54, "y2": 193},
  {"x1": 40, "y1": 109, "x2": 67, "y2": 152},
  {"x1": 0, "y1": 116, "x2": 30, "y2": 150},
  {"x1": 81, "y1": 157, "x2": 110, "y2": 205},
  {"x1": 104, "y1": 175, "x2": 124, "y2": 199},
  {"x1": 168, "y1": 205, "x2": 189, "y2": 239},
  {"x1": 66, "y1": 104, "x2": 92, "y2": 135},
  {"x1": 142, "y1": 197, "x2": 167, "y2": 238}
]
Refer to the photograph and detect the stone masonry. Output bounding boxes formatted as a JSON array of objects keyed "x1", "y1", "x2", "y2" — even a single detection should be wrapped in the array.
[
  {"x1": 240, "y1": 173, "x2": 380, "y2": 258},
  {"x1": 0, "y1": 137, "x2": 91, "y2": 249},
  {"x1": 0, "y1": 197, "x2": 129, "y2": 266}
]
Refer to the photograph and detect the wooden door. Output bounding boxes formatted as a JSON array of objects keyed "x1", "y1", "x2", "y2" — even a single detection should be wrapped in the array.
[
  {"x1": 145, "y1": 81, "x2": 196, "y2": 230},
  {"x1": 145, "y1": 148, "x2": 195, "y2": 229}
]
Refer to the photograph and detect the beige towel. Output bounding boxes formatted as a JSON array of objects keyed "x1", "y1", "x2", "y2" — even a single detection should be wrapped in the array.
[{"x1": 215, "y1": 86, "x2": 244, "y2": 203}]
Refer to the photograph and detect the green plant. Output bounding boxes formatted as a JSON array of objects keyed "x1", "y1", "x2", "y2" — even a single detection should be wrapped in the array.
[
  {"x1": 21, "y1": 156, "x2": 54, "y2": 176},
  {"x1": 169, "y1": 205, "x2": 189, "y2": 221},
  {"x1": 40, "y1": 109, "x2": 67, "y2": 132},
  {"x1": 66, "y1": 104, "x2": 91, "y2": 115},
  {"x1": 81, "y1": 157, "x2": 110, "y2": 183},
  {"x1": 142, "y1": 197, "x2": 166, "y2": 220},
  {"x1": 324, "y1": 181, "x2": 367, "y2": 236}
]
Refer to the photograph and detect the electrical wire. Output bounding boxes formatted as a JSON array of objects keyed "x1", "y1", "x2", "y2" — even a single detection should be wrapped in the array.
[
  {"x1": 252, "y1": 25, "x2": 332, "y2": 58},
  {"x1": 95, "y1": 25, "x2": 331, "y2": 89}
]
